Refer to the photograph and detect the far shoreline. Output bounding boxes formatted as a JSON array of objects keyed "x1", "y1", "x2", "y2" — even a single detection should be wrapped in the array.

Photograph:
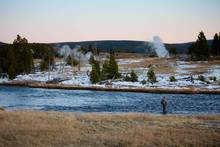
[{"x1": 1, "y1": 80, "x2": 220, "y2": 94}]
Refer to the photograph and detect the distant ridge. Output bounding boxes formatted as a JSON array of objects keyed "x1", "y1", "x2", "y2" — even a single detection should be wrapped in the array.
[
  {"x1": 51, "y1": 40, "x2": 148, "y2": 53},
  {"x1": 0, "y1": 42, "x2": 7, "y2": 46},
  {"x1": 51, "y1": 40, "x2": 213, "y2": 54},
  {"x1": 0, "y1": 40, "x2": 213, "y2": 54}
]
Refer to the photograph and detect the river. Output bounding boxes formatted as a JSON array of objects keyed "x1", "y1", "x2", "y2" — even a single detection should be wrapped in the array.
[{"x1": 0, "y1": 86, "x2": 220, "y2": 114}]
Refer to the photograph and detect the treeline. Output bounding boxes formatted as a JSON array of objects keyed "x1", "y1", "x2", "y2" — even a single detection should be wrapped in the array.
[
  {"x1": 188, "y1": 31, "x2": 220, "y2": 61},
  {"x1": 0, "y1": 35, "x2": 55, "y2": 79}
]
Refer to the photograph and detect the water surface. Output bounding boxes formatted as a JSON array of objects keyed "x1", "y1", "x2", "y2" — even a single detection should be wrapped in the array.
[{"x1": 0, "y1": 86, "x2": 220, "y2": 114}]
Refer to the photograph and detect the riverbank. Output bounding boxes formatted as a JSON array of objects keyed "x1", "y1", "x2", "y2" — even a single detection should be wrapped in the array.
[
  {"x1": 0, "y1": 111, "x2": 219, "y2": 147},
  {"x1": 1, "y1": 80, "x2": 220, "y2": 94}
]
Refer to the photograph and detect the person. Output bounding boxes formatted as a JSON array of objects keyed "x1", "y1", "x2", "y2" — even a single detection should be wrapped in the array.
[
  {"x1": 190, "y1": 75, "x2": 194, "y2": 84},
  {"x1": 161, "y1": 96, "x2": 168, "y2": 114}
]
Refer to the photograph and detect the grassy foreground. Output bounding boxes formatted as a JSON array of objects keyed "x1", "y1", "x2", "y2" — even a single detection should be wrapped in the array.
[{"x1": 0, "y1": 111, "x2": 220, "y2": 147}]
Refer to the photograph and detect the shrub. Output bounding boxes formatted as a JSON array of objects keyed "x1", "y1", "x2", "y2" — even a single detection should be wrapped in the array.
[
  {"x1": 130, "y1": 70, "x2": 138, "y2": 82},
  {"x1": 169, "y1": 76, "x2": 177, "y2": 82},
  {"x1": 209, "y1": 76, "x2": 217, "y2": 82},
  {"x1": 147, "y1": 68, "x2": 157, "y2": 84},
  {"x1": 123, "y1": 70, "x2": 138, "y2": 82},
  {"x1": 141, "y1": 80, "x2": 147, "y2": 85},
  {"x1": 198, "y1": 75, "x2": 206, "y2": 82},
  {"x1": 123, "y1": 75, "x2": 131, "y2": 81}
]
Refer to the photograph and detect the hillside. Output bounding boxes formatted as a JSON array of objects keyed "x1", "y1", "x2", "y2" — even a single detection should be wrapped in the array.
[
  {"x1": 51, "y1": 40, "x2": 148, "y2": 53},
  {"x1": 51, "y1": 40, "x2": 213, "y2": 54},
  {"x1": 0, "y1": 42, "x2": 7, "y2": 46},
  {"x1": 0, "y1": 40, "x2": 213, "y2": 54}
]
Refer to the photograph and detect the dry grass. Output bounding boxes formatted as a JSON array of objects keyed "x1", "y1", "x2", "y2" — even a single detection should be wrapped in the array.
[
  {"x1": 0, "y1": 111, "x2": 220, "y2": 147},
  {"x1": 188, "y1": 60, "x2": 220, "y2": 75},
  {"x1": 120, "y1": 57, "x2": 175, "y2": 74}
]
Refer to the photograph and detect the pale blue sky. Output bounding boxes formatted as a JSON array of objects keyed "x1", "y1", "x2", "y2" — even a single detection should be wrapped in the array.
[{"x1": 0, "y1": 0, "x2": 220, "y2": 43}]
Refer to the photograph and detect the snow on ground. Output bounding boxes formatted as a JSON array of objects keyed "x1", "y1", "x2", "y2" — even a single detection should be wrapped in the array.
[
  {"x1": 175, "y1": 61, "x2": 200, "y2": 75},
  {"x1": 7, "y1": 59, "x2": 220, "y2": 90},
  {"x1": 0, "y1": 78, "x2": 8, "y2": 83},
  {"x1": 206, "y1": 65, "x2": 220, "y2": 79},
  {"x1": 14, "y1": 71, "x2": 73, "y2": 82},
  {"x1": 61, "y1": 73, "x2": 91, "y2": 86}
]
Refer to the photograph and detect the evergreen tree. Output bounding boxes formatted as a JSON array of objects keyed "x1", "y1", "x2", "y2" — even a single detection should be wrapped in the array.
[
  {"x1": 101, "y1": 60, "x2": 110, "y2": 80},
  {"x1": 6, "y1": 47, "x2": 16, "y2": 79},
  {"x1": 211, "y1": 33, "x2": 219, "y2": 56},
  {"x1": 100, "y1": 53, "x2": 120, "y2": 80},
  {"x1": 93, "y1": 60, "x2": 101, "y2": 76},
  {"x1": 218, "y1": 33, "x2": 220, "y2": 55},
  {"x1": 90, "y1": 65, "x2": 99, "y2": 84},
  {"x1": 130, "y1": 70, "x2": 138, "y2": 82},
  {"x1": 147, "y1": 68, "x2": 157, "y2": 84},
  {"x1": 189, "y1": 31, "x2": 210, "y2": 60},
  {"x1": 108, "y1": 52, "x2": 120, "y2": 79},
  {"x1": 23, "y1": 47, "x2": 34, "y2": 73},
  {"x1": 89, "y1": 55, "x2": 100, "y2": 76},
  {"x1": 8, "y1": 65, "x2": 16, "y2": 79},
  {"x1": 13, "y1": 35, "x2": 34, "y2": 74}
]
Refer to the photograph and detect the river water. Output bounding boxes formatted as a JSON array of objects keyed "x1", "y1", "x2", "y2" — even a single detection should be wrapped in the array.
[{"x1": 0, "y1": 86, "x2": 220, "y2": 114}]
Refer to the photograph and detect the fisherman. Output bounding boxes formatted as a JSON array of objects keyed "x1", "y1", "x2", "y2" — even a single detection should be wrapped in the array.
[
  {"x1": 190, "y1": 75, "x2": 194, "y2": 84},
  {"x1": 161, "y1": 96, "x2": 168, "y2": 114}
]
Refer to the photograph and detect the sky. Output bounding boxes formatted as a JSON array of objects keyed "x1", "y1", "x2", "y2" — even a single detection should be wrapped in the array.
[{"x1": 0, "y1": 0, "x2": 220, "y2": 43}]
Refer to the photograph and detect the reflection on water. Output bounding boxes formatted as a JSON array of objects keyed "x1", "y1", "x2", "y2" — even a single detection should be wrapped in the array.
[{"x1": 0, "y1": 86, "x2": 220, "y2": 114}]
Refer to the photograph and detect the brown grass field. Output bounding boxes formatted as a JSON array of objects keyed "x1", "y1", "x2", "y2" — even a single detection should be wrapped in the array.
[{"x1": 0, "y1": 111, "x2": 220, "y2": 147}]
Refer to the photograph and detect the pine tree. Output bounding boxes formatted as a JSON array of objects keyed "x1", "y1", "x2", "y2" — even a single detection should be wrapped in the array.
[
  {"x1": 8, "y1": 65, "x2": 16, "y2": 79},
  {"x1": 6, "y1": 47, "x2": 16, "y2": 79},
  {"x1": 93, "y1": 60, "x2": 101, "y2": 76},
  {"x1": 90, "y1": 65, "x2": 99, "y2": 84},
  {"x1": 218, "y1": 33, "x2": 220, "y2": 55},
  {"x1": 190, "y1": 31, "x2": 210, "y2": 60},
  {"x1": 211, "y1": 33, "x2": 219, "y2": 56},
  {"x1": 101, "y1": 53, "x2": 120, "y2": 80},
  {"x1": 13, "y1": 35, "x2": 34, "y2": 74},
  {"x1": 23, "y1": 46, "x2": 34, "y2": 73},
  {"x1": 147, "y1": 68, "x2": 157, "y2": 84},
  {"x1": 108, "y1": 53, "x2": 120, "y2": 79},
  {"x1": 101, "y1": 60, "x2": 110, "y2": 80}
]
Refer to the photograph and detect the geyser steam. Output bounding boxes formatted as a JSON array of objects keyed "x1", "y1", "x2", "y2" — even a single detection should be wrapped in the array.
[
  {"x1": 59, "y1": 45, "x2": 92, "y2": 62},
  {"x1": 150, "y1": 36, "x2": 169, "y2": 58},
  {"x1": 59, "y1": 45, "x2": 92, "y2": 71}
]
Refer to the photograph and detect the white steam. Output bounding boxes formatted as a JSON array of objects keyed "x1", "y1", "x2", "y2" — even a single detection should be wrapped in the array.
[
  {"x1": 59, "y1": 45, "x2": 92, "y2": 71},
  {"x1": 59, "y1": 45, "x2": 92, "y2": 62},
  {"x1": 150, "y1": 36, "x2": 169, "y2": 58},
  {"x1": 59, "y1": 45, "x2": 71, "y2": 60}
]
